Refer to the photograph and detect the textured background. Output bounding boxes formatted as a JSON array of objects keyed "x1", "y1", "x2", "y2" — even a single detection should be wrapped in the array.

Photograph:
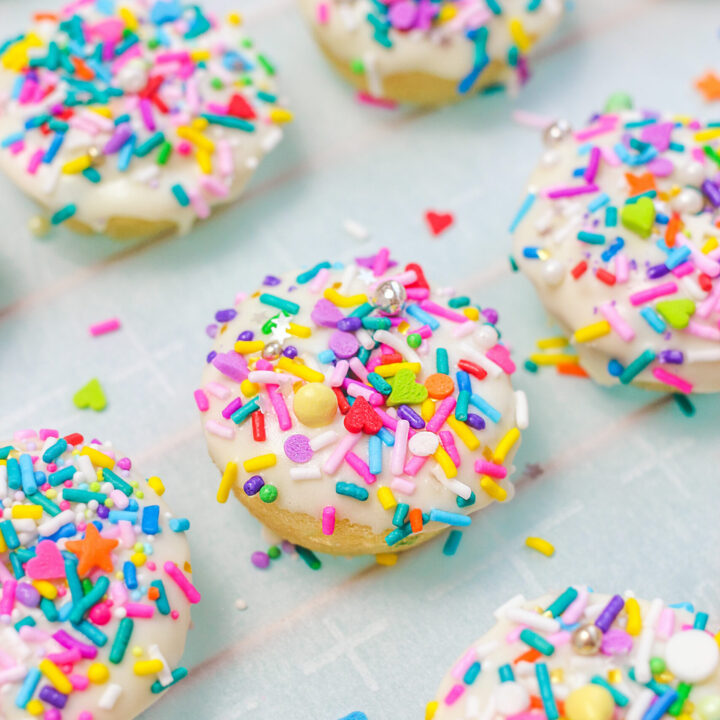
[{"x1": 1, "y1": 1, "x2": 719, "y2": 718}]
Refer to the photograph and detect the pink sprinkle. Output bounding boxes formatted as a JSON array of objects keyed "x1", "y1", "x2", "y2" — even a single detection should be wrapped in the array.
[
  {"x1": 200, "y1": 176, "x2": 229, "y2": 198},
  {"x1": 163, "y1": 561, "x2": 201, "y2": 604},
  {"x1": 599, "y1": 303, "x2": 635, "y2": 342},
  {"x1": 316, "y1": 1, "x2": 329, "y2": 23},
  {"x1": 356, "y1": 92, "x2": 397, "y2": 109},
  {"x1": 652, "y1": 367, "x2": 693, "y2": 394},
  {"x1": 405, "y1": 287, "x2": 430, "y2": 300},
  {"x1": 89, "y1": 318, "x2": 121, "y2": 337},
  {"x1": 656, "y1": 607, "x2": 676, "y2": 640},
  {"x1": 671, "y1": 262, "x2": 694, "y2": 279},
  {"x1": 451, "y1": 647, "x2": 478, "y2": 679},
  {"x1": 124, "y1": 603, "x2": 155, "y2": 618},
  {"x1": 403, "y1": 454, "x2": 429, "y2": 477},
  {"x1": 204, "y1": 382, "x2": 230, "y2": 400},
  {"x1": 321, "y1": 432, "x2": 360, "y2": 475},
  {"x1": 205, "y1": 419, "x2": 235, "y2": 439},
  {"x1": 329, "y1": 360, "x2": 350, "y2": 387},
  {"x1": 426, "y1": 397, "x2": 456, "y2": 434},
  {"x1": 629, "y1": 282, "x2": 678, "y2": 306},
  {"x1": 574, "y1": 116, "x2": 619, "y2": 142},
  {"x1": 188, "y1": 190, "x2": 210, "y2": 219},
  {"x1": 545, "y1": 183, "x2": 600, "y2": 199},
  {"x1": 27, "y1": 149, "x2": 45, "y2": 175},
  {"x1": 474, "y1": 459, "x2": 507, "y2": 478},
  {"x1": 444, "y1": 683, "x2": 465, "y2": 706},
  {"x1": 321, "y1": 506, "x2": 336, "y2": 535},
  {"x1": 686, "y1": 320, "x2": 720, "y2": 341},
  {"x1": 615, "y1": 252, "x2": 630, "y2": 283},
  {"x1": 390, "y1": 476, "x2": 415, "y2": 495},
  {"x1": 419, "y1": 300, "x2": 467, "y2": 323},
  {"x1": 38, "y1": 429, "x2": 59, "y2": 441},
  {"x1": 372, "y1": 247, "x2": 391, "y2": 277},
  {"x1": 486, "y1": 344, "x2": 516, "y2": 374},
  {"x1": 177, "y1": 141, "x2": 193, "y2": 156},
  {"x1": 139, "y1": 98, "x2": 156, "y2": 131},
  {"x1": 344, "y1": 451, "x2": 376, "y2": 484},
  {"x1": 194, "y1": 389, "x2": 209, "y2": 411},
  {"x1": 584, "y1": 146, "x2": 601, "y2": 183},
  {"x1": 439, "y1": 431, "x2": 460, "y2": 467}
]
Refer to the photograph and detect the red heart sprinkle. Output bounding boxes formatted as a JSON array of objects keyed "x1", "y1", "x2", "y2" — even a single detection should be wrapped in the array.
[
  {"x1": 405, "y1": 263, "x2": 429, "y2": 290},
  {"x1": 425, "y1": 210, "x2": 454, "y2": 236},
  {"x1": 344, "y1": 397, "x2": 383, "y2": 435}
]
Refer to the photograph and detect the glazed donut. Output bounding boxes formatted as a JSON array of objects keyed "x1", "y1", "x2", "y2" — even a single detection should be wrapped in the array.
[
  {"x1": 0, "y1": 0, "x2": 290, "y2": 239},
  {"x1": 429, "y1": 587, "x2": 720, "y2": 720},
  {"x1": 0, "y1": 429, "x2": 199, "y2": 719},
  {"x1": 512, "y1": 110, "x2": 720, "y2": 394},
  {"x1": 297, "y1": 0, "x2": 564, "y2": 105},
  {"x1": 198, "y1": 252, "x2": 527, "y2": 556}
]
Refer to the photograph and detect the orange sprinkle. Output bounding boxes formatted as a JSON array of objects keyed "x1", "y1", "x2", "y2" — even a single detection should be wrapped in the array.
[
  {"x1": 513, "y1": 648, "x2": 541, "y2": 664},
  {"x1": 147, "y1": 586, "x2": 160, "y2": 601},
  {"x1": 530, "y1": 696, "x2": 544, "y2": 710},
  {"x1": 71, "y1": 56, "x2": 95, "y2": 80},
  {"x1": 665, "y1": 213, "x2": 682, "y2": 247},
  {"x1": 33, "y1": 12, "x2": 59, "y2": 21},
  {"x1": 424, "y1": 373, "x2": 455, "y2": 400},
  {"x1": 408, "y1": 508, "x2": 423, "y2": 533},
  {"x1": 557, "y1": 363, "x2": 589, "y2": 378},
  {"x1": 625, "y1": 171, "x2": 656, "y2": 196}
]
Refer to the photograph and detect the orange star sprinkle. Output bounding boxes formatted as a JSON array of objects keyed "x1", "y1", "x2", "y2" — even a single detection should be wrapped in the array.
[
  {"x1": 65, "y1": 524, "x2": 119, "y2": 577},
  {"x1": 625, "y1": 172, "x2": 656, "y2": 196},
  {"x1": 695, "y1": 71, "x2": 720, "y2": 102}
]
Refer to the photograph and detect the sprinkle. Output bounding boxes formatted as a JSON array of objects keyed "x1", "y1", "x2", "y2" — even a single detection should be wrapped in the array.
[{"x1": 525, "y1": 536, "x2": 555, "y2": 557}]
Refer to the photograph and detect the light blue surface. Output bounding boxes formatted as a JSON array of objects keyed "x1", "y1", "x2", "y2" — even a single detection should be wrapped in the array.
[{"x1": 1, "y1": 1, "x2": 719, "y2": 719}]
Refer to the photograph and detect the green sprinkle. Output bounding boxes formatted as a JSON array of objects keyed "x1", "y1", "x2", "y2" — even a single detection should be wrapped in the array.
[
  {"x1": 259, "y1": 484, "x2": 278, "y2": 503},
  {"x1": 704, "y1": 145, "x2": 720, "y2": 166},
  {"x1": 156, "y1": 141, "x2": 172, "y2": 166},
  {"x1": 210, "y1": 77, "x2": 224, "y2": 90},
  {"x1": 605, "y1": 91, "x2": 634, "y2": 112},
  {"x1": 257, "y1": 53, "x2": 275, "y2": 75},
  {"x1": 267, "y1": 545, "x2": 281, "y2": 559},
  {"x1": 350, "y1": 58, "x2": 365, "y2": 74},
  {"x1": 295, "y1": 545, "x2": 321, "y2": 570},
  {"x1": 407, "y1": 333, "x2": 422, "y2": 348},
  {"x1": 649, "y1": 657, "x2": 666, "y2": 675}
]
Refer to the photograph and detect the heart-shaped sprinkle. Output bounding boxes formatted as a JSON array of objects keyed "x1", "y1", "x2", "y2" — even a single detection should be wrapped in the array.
[
  {"x1": 26, "y1": 540, "x2": 66, "y2": 580},
  {"x1": 405, "y1": 262, "x2": 429, "y2": 290},
  {"x1": 387, "y1": 368, "x2": 429, "y2": 407},
  {"x1": 344, "y1": 397, "x2": 383, "y2": 435},
  {"x1": 72, "y1": 378, "x2": 107, "y2": 412},
  {"x1": 311, "y1": 298, "x2": 344, "y2": 328},
  {"x1": 425, "y1": 210, "x2": 454, "y2": 236},
  {"x1": 620, "y1": 196, "x2": 656, "y2": 238},
  {"x1": 656, "y1": 299, "x2": 696, "y2": 329},
  {"x1": 212, "y1": 351, "x2": 248, "y2": 382}
]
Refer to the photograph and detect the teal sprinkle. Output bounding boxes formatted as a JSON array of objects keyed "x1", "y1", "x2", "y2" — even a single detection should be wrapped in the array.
[
  {"x1": 296, "y1": 262, "x2": 331, "y2": 284},
  {"x1": 436, "y1": 348, "x2": 449, "y2": 374},
  {"x1": 259, "y1": 293, "x2": 299, "y2": 315},
  {"x1": 151, "y1": 667, "x2": 188, "y2": 694},
  {"x1": 442, "y1": 529, "x2": 463, "y2": 556},
  {"x1": 81, "y1": 167, "x2": 101, "y2": 183},
  {"x1": 591, "y1": 676, "x2": 629, "y2": 706},
  {"x1": 507, "y1": 45, "x2": 519, "y2": 68},
  {"x1": 456, "y1": 491, "x2": 475, "y2": 508},
  {"x1": 673, "y1": 393, "x2": 695, "y2": 417},
  {"x1": 349, "y1": 302, "x2": 374, "y2": 318},
  {"x1": 448, "y1": 297, "x2": 469, "y2": 309},
  {"x1": 102, "y1": 468, "x2": 133, "y2": 496},
  {"x1": 62, "y1": 488, "x2": 107, "y2": 504},
  {"x1": 14, "y1": 616, "x2": 36, "y2": 632},
  {"x1": 577, "y1": 230, "x2": 605, "y2": 244},
  {"x1": 28, "y1": 493, "x2": 61, "y2": 517},
  {"x1": 485, "y1": 0, "x2": 502, "y2": 14},
  {"x1": 619, "y1": 349, "x2": 656, "y2": 384},
  {"x1": 463, "y1": 660, "x2": 481, "y2": 684},
  {"x1": 335, "y1": 482, "x2": 369, "y2": 501},
  {"x1": 50, "y1": 204, "x2": 76, "y2": 225},
  {"x1": 367, "y1": 372, "x2": 392, "y2": 395},
  {"x1": 151, "y1": 580, "x2": 171, "y2": 615},
  {"x1": 605, "y1": 206, "x2": 618, "y2": 227},
  {"x1": 524, "y1": 359, "x2": 538, "y2": 373},
  {"x1": 40, "y1": 597, "x2": 59, "y2": 622},
  {"x1": 134, "y1": 131, "x2": 165, "y2": 157},
  {"x1": 361, "y1": 317, "x2": 391, "y2": 330},
  {"x1": 200, "y1": 113, "x2": 254, "y2": 132},
  {"x1": 0, "y1": 520, "x2": 20, "y2": 550},
  {"x1": 109, "y1": 617, "x2": 134, "y2": 664},
  {"x1": 295, "y1": 545, "x2": 321, "y2": 570},
  {"x1": 527, "y1": 0, "x2": 542, "y2": 9},
  {"x1": 9, "y1": 552, "x2": 24, "y2": 579},
  {"x1": 498, "y1": 664, "x2": 514, "y2": 682},
  {"x1": 392, "y1": 503, "x2": 409, "y2": 527},
  {"x1": 0, "y1": 446, "x2": 11, "y2": 460},
  {"x1": 171, "y1": 184, "x2": 190, "y2": 207},
  {"x1": 509, "y1": 255, "x2": 519, "y2": 272},
  {"x1": 255, "y1": 90, "x2": 276, "y2": 103}
]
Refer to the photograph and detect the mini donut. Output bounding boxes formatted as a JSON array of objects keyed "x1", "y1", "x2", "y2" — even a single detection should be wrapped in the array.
[
  {"x1": 0, "y1": 429, "x2": 200, "y2": 719},
  {"x1": 297, "y1": 0, "x2": 564, "y2": 106},
  {"x1": 198, "y1": 252, "x2": 527, "y2": 556},
  {"x1": 429, "y1": 587, "x2": 720, "y2": 720},
  {"x1": 512, "y1": 110, "x2": 720, "y2": 394},
  {"x1": 0, "y1": 1, "x2": 290, "y2": 239}
]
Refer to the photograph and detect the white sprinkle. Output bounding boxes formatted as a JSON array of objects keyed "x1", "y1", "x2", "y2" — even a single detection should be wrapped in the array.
[
  {"x1": 343, "y1": 219, "x2": 369, "y2": 240},
  {"x1": 514, "y1": 390, "x2": 529, "y2": 430}
]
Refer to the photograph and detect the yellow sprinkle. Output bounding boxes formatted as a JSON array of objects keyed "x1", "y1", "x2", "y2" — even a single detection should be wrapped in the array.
[
  {"x1": 131, "y1": 552, "x2": 146, "y2": 567},
  {"x1": 192, "y1": 117, "x2": 209, "y2": 131},
  {"x1": 656, "y1": 671, "x2": 675, "y2": 684},
  {"x1": 88, "y1": 106, "x2": 112, "y2": 118},
  {"x1": 462, "y1": 306, "x2": 480, "y2": 321},
  {"x1": 536, "y1": 336, "x2": 569, "y2": 349},
  {"x1": 421, "y1": 398, "x2": 436, "y2": 422},
  {"x1": 529, "y1": 353, "x2": 580, "y2": 366},
  {"x1": 438, "y1": 4, "x2": 457, "y2": 21},
  {"x1": 509, "y1": 17, "x2": 533, "y2": 52},
  {"x1": 277, "y1": 356, "x2": 325, "y2": 383},
  {"x1": 494, "y1": 427, "x2": 520, "y2": 464},
  {"x1": 176, "y1": 126, "x2": 215, "y2": 152},
  {"x1": 270, "y1": 108, "x2": 293, "y2": 124},
  {"x1": 243, "y1": 453, "x2": 277, "y2": 473},
  {"x1": 287, "y1": 322, "x2": 312, "y2": 338},
  {"x1": 433, "y1": 445, "x2": 457, "y2": 479},
  {"x1": 119, "y1": 6, "x2": 138, "y2": 30},
  {"x1": 32, "y1": 580, "x2": 58, "y2": 600},
  {"x1": 227, "y1": 11, "x2": 243, "y2": 24},
  {"x1": 607, "y1": 669, "x2": 622, "y2": 684},
  {"x1": 196, "y1": 148, "x2": 212, "y2": 174},
  {"x1": 397, "y1": 321, "x2": 410, "y2": 334},
  {"x1": 376, "y1": 552, "x2": 398, "y2": 566},
  {"x1": 26, "y1": 699, "x2": 44, "y2": 716},
  {"x1": 87, "y1": 662, "x2": 110, "y2": 684},
  {"x1": 525, "y1": 536, "x2": 555, "y2": 557},
  {"x1": 190, "y1": 49, "x2": 211, "y2": 62},
  {"x1": 323, "y1": 288, "x2": 368, "y2": 307},
  {"x1": 480, "y1": 475, "x2": 507, "y2": 501},
  {"x1": 446, "y1": 415, "x2": 480, "y2": 451},
  {"x1": 39, "y1": 659, "x2": 73, "y2": 694},
  {"x1": 134, "y1": 659, "x2": 164, "y2": 676},
  {"x1": 550, "y1": 668, "x2": 565, "y2": 683},
  {"x1": 132, "y1": 646, "x2": 143, "y2": 657},
  {"x1": 702, "y1": 237, "x2": 718, "y2": 254},
  {"x1": 374, "y1": 362, "x2": 422, "y2": 378},
  {"x1": 625, "y1": 597, "x2": 642, "y2": 636},
  {"x1": 1, "y1": 34, "x2": 42, "y2": 71},
  {"x1": 695, "y1": 128, "x2": 720, "y2": 142},
  {"x1": 147, "y1": 476, "x2": 165, "y2": 496},
  {"x1": 11, "y1": 505, "x2": 42, "y2": 520},
  {"x1": 241, "y1": 379, "x2": 259, "y2": 397},
  {"x1": 0, "y1": 534, "x2": 6, "y2": 553},
  {"x1": 217, "y1": 461, "x2": 237, "y2": 504},
  {"x1": 62, "y1": 155, "x2": 92, "y2": 174},
  {"x1": 426, "y1": 700, "x2": 439, "y2": 720},
  {"x1": 377, "y1": 486, "x2": 397, "y2": 510},
  {"x1": 573, "y1": 320, "x2": 612, "y2": 344},
  {"x1": 234, "y1": 340, "x2": 264, "y2": 354},
  {"x1": 80, "y1": 446, "x2": 115, "y2": 470}
]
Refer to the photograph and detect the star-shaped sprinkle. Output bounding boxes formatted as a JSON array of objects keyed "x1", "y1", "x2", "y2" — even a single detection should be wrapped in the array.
[
  {"x1": 357, "y1": 267, "x2": 375, "y2": 285},
  {"x1": 65, "y1": 524, "x2": 119, "y2": 577},
  {"x1": 625, "y1": 172, "x2": 656, "y2": 196},
  {"x1": 695, "y1": 71, "x2": 720, "y2": 102}
]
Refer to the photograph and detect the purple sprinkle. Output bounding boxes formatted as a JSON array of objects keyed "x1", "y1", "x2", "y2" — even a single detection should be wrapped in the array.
[
  {"x1": 482, "y1": 308, "x2": 499, "y2": 324},
  {"x1": 38, "y1": 686, "x2": 67, "y2": 709},
  {"x1": 595, "y1": 594, "x2": 624, "y2": 633},
  {"x1": 465, "y1": 413, "x2": 486, "y2": 430},
  {"x1": 206, "y1": 350, "x2": 217, "y2": 364},
  {"x1": 701, "y1": 179, "x2": 720, "y2": 208},
  {"x1": 222, "y1": 397, "x2": 243, "y2": 419},
  {"x1": 282, "y1": 345, "x2": 298, "y2": 359},
  {"x1": 281, "y1": 540, "x2": 295, "y2": 553},
  {"x1": 284, "y1": 434, "x2": 313, "y2": 463},
  {"x1": 103, "y1": 123, "x2": 132, "y2": 154},
  {"x1": 263, "y1": 275, "x2": 281, "y2": 286},
  {"x1": 96, "y1": 505, "x2": 110, "y2": 519},
  {"x1": 206, "y1": 324, "x2": 218, "y2": 339},
  {"x1": 215, "y1": 308, "x2": 237, "y2": 323},
  {"x1": 337, "y1": 317, "x2": 363, "y2": 332},
  {"x1": 396, "y1": 405, "x2": 425, "y2": 429},
  {"x1": 647, "y1": 264, "x2": 670, "y2": 279},
  {"x1": 244, "y1": 475, "x2": 264, "y2": 496},
  {"x1": 238, "y1": 330, "x2": 254, "y2": 342},
  {"x1": 329, "y1": 330, "x2": 360, "y2": 359},
  {"x1": 601, "y1": 628, "x2": 633, "y2": 656},
  {"x1": 659, "y1": 349, "x2": 684, "y2": 364},
  {"x1": 15, "y1": 582, "x2": 40, "y2": 608},
  {"x1": 251, "y1": 551, "x2": 270, "y2": 569}
]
